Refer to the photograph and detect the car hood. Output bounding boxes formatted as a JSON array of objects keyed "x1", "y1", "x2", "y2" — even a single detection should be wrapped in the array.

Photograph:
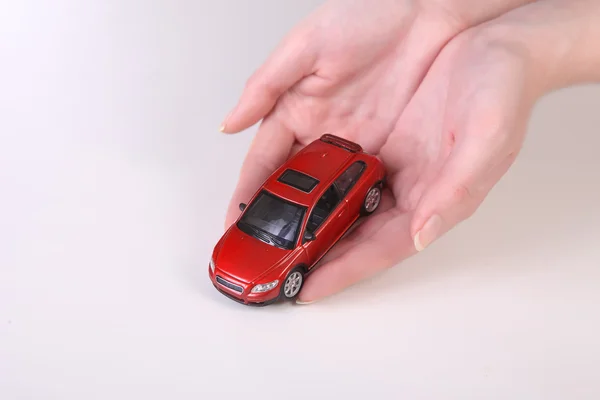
[{"x1": 214, "y1": 225, "x2": 291, "y2": 284}]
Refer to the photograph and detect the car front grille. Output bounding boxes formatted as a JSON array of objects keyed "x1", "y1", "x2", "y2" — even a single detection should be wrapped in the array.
[{"x1": 216, "y1": 276, "x2": 243, "y2": 293}]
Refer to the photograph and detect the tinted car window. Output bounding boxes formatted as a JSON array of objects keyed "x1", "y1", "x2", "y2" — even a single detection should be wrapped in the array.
[
  {"x1": 335, "y1": 161, "x2": 366, "y2": 197},
  {"x1": 238, "y1": 191, "x2": 305, "y2": 250},
  {"x1": 306, "y1": 184, "x2": 341, "y2": 233}
]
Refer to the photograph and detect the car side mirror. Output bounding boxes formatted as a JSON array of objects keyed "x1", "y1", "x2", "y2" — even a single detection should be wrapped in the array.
[
  {"x1": 303, "y1": 231, "x2": 316, "y2": 242},
  {"x1": 239, "y1": 203, "x2": 247, "y2": 211}
]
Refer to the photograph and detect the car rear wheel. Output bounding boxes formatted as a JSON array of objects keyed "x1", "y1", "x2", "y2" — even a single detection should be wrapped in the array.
[
  {"x1": 362, "y1": 184, "x2": 382, "y2": 215},
  {"x1": 281, "y1": 267, "x2": 304, "y2": 300}
]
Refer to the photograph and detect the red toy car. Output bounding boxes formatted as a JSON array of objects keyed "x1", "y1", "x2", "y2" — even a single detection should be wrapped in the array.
[{"x1": 209, "y1": 134, "x2": 386, "y2": 306}]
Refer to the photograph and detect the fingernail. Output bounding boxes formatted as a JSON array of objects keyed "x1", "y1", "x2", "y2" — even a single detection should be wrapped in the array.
[
  {"x1": 219, "y1": 115, "x2": 229, "y2": 132},
  {"x1": 296, "y1": 299, "x2": 316, "y2": 305},
  {"x1": 220, "y1": 109, "x2": 235, "y2": 132},
  {"x1": 413, "y1": 214, "x2": 443, "y2": 251},
  {"x1": 219, "y1": 117, "x2": 229, "y2": 132}
]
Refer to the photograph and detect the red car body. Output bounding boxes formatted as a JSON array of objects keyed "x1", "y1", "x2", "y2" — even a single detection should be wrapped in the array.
[{"x1": 209, "y1": 134, "x2": 386, "y2": 306}]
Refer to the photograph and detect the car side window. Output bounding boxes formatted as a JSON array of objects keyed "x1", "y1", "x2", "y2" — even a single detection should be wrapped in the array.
[
  {"x1": 306, "y1": 184, "x2": 341, "y2": 233},
  {"x1": 334, "y1": 161, "x2": 366, "y2": 197}
]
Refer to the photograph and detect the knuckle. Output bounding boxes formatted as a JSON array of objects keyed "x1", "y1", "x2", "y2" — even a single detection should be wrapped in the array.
[
  {"x1": 262, "y1": 81, "x2": 283, "y2": 99},
  {"x1": 450, "y1": 181, "x2": 488, "y2": 222},
  {"x1": 245, "y1": 73, "x2": 280, "y2": 100},
  {"x1": 461, "y1": 202, "x2": 480, "y2": 221},
  {"x1": 449, "y1": 193, "x2": 481, "y2": 224},
  {"x1": 466, "y1": 110, "x2": 513, "y2": 150},
  {"x1": 451, "y1": 183, "x2": 473, "y2": 205}
]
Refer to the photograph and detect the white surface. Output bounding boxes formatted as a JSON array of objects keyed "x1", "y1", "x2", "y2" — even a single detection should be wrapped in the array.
[{"x1": 1, "y1": 1, "x2": 599, "y2": 399}]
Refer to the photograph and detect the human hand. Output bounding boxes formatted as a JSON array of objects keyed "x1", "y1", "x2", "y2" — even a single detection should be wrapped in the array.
[
  {"x1": 221, "y1": 0, "x2": 533, "y2": 224},
  {"x1": 219, "y1": 0, "x2": 597, "y2": 303}
]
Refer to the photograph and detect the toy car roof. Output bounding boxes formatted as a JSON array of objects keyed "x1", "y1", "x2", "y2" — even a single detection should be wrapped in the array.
[{"x1": 261, "y1": 134, "x2": 365, "y2": 206}]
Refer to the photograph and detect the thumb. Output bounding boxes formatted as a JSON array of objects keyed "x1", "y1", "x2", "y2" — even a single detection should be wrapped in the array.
[
  {"x1": 220, "y1": 30, "x2": 317, "y2": 133},
  {"x1": 410, "y1": 137, "x2": 517, "y2": 252}
]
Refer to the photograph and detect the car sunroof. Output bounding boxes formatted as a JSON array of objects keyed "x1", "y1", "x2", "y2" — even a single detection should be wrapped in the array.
[{"x1": 277, "y1": 169, "x2": 319, "y2": 193}]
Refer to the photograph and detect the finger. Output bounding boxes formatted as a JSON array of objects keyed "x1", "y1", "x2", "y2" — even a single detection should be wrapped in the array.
[
  {"x1": 224, "y1": 116, "x2": 295, "y2": 229},
  {"x1": 220, "y1": 31, "x2": 317, "y2": 133},
  {"x1": 297, "y1": 210, "x2": 415, "y2": 304},
  {"x1": 288, "y1": 141, "x2": 306, "y2": 158},
  {"x1": 318, "y1": 188, "x2": 396, "y2": 264},
  {"x1": 410, "y1": 133, "x2": 518, "y2": 252}
]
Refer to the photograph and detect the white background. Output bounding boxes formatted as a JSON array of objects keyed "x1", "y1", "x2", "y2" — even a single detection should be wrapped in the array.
[{"x1": 1, "y1": 1, "x2": 599, "y2": 399}]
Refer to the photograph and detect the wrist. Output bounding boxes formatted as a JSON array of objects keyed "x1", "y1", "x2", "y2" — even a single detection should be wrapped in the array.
[
  {"x1": 476, "y1": 0, "x2": 600, "y2": 96},
  {"x1": 421, "y1": 0, "x2": 535, "y2": 29}
]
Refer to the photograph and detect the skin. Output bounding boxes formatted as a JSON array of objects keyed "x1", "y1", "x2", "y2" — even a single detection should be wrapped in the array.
[{"x1": 220, "y1": 0, "x2": 600, "y2": 303}]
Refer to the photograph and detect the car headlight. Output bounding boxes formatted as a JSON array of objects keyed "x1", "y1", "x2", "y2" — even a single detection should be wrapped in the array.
[
  {"x1": 251, "y1": 280, "x2": 279, "y2": 293},
  {"x1": 209, "y1": 257, "x2": 215, "y2": 273}
]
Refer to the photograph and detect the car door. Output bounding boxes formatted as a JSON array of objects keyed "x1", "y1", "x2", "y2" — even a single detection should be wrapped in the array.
[
  {"x1": 303, "y1": 183, "x2": 349, "y2": 267},
  {"x1": 334, "y1": 160, "x2": 367, "y2": 217}
]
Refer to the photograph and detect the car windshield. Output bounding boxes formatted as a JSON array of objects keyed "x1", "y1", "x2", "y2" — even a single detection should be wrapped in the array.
[{"x1": 237, "y1": 191, "x2": 305, "y2": 250}]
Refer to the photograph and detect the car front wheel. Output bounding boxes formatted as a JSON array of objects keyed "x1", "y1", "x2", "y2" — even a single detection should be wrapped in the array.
[{"x1": 281, "y1": 267, "x2": 304, "y2": 300}]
